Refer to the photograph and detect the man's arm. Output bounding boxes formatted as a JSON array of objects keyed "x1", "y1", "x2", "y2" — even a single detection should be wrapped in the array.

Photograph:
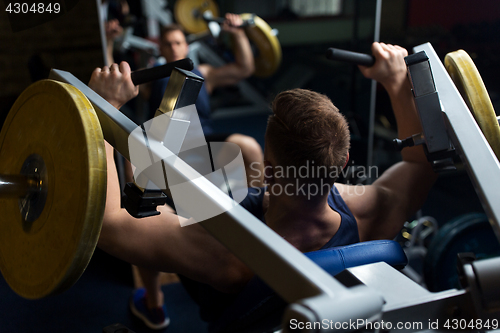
[
  {"x1": 338, "y1": 43, "x2": 437, "y2": 241},
  {"x1": 99, "y1": 142, "x2": 252, "y2": 293},
  {"x1": 89, "y1": 63, "x2": 253, "y2": 293},
  {"x1": 198, "y1": 13, "x2": 255, "y2": 94}
]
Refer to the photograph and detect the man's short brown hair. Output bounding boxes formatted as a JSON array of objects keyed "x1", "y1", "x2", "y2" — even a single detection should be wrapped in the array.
[
  {"x1": 160, "y1": 24, "x2": 185, "y2": 40},
  {"x1": 265, "y1": 88, "x2": 350, "y2": 185}
]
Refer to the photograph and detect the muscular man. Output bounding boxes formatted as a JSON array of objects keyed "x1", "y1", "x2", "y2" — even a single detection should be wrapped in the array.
[{"x1": 90, "y1": 42, "x2": 436, "y2": 329}]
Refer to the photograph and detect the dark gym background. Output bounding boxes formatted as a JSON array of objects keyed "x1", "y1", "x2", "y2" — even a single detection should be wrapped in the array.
[{"x1": 1, "y1": 0, "x2": 499, "y2": 332}]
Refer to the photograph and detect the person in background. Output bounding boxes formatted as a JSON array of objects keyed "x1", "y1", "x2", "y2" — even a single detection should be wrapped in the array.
[{"x1": 149, "y1": 16, "x2": 264, "y2": 188}]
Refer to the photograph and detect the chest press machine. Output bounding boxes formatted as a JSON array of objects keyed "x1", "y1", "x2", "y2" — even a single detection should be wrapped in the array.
[{"x1": 0, "y1": 42, "x2": 499, "y2": 332}]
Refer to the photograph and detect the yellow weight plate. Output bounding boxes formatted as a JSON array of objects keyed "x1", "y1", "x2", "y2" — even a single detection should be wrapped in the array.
[
  {"x1": 445, "y1": 50, "x2": 500, "y2": 161},
  {"x1": 240, "y1": 13, "x2": 282, "y2": 78},
  {"x1": 0, "y1": 79, "x2": 106, "y2": 299},
  {"x1": 174, "y1": 0, "x2": 219, "y2": 34}
]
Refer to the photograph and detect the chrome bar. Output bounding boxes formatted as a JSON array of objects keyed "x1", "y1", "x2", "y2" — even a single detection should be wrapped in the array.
[{"x1": 0, "y1": 174, "x2": 38, "y2": 198}]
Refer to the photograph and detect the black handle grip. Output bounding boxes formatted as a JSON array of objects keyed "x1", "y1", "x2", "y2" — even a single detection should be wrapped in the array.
[
  {"x1": 204, "y1": 15, "x2": 255, "y2": 28},
  {"x1": 131, "y1": 58, "x2": 194, "y2": 85},
  {"x1": 326, "y1": 48, "x2": 375, "y2": 67}
]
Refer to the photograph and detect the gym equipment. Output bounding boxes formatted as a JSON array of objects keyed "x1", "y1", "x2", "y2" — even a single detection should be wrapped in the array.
[
  {"x1": 123, "y1": 67, "x2": 205, "y2": 218},
  {"x1": 130, "y1": 58, "x2": 193, "y2": 85},
  {"x1": 174, "y1": 0, "x2": 220, "y2": 34},
  {"x1": 0, "y1": 59, "x2": 194, "y2": 299},
  {"x1": 404, "y1": 51, "x2": 456, "y2": 172},
  {"x1": 0, "y1": 63, "x2": 390, "y2": 330},
  {"x1": 209, "y1": 240, "x2": 407, "y2": 333},
  {"x1": 317, "y1": 43, "x2": 500, "y2": 331},
  {"x1": 405, "y1": 44, "x2": 500, "y2": 236},
  {"x1": 2, "y1": 42, "x2": 500, "y2": 332},
  {"x1": 174, "y1": 0, "x2": 281, "y2": 77},
  {"x1": 0, "y1": 80, "x2": 107, "y2": 299},
  {"x1": 127, "y1": 43, "x2": 500, "y2": 329},
  {"x1": 445, "y1": 50, "x2": 500, "y2": 161},
  {"x1": 424, "y1": 213, "x2": 500, "y2": 292},
  {"x1": 319, "y1": 43, "x2": 500, "y2": 330},
  {"x1": 396, "y1": 216, "x2": 439, "y2": 286},
  {"x1": 116, "y1": 27, "x2": 161, "y2": 57},
  {"x1": 402, "y1": 48, "x2": 500, "y2": 172},
  {"x1": 324, "y1": 47, "x2": 456, "y2": 171},
  {"x1": 326, "y1": 48, "x2": 375, "y2": 67},
  {"x1": 122, "y1": 183, "x2": 168, "y2": 218},
  {"x1": 240, "y1": 13, "x2": 281, "y2": 78}
]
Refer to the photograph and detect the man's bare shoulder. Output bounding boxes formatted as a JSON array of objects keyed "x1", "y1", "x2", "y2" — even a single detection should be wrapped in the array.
[{"x1": 333, "y1": 182, "x2": 380, "y2": 223}]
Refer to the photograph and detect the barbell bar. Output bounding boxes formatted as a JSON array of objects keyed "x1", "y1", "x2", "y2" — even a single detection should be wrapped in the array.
[{"x1": 0, "y1": 174, "x2": 41, "y2": 199}]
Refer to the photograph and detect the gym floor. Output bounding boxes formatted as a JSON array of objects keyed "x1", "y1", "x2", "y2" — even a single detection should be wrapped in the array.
[{"x1": 0, "y1": 248, "x2": 208, "y2": 332}]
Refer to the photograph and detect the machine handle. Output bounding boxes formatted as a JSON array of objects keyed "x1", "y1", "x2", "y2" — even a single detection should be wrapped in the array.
[
  {"x1": 326, "y1": 48, "x2": 375, "y2": 67},
  {"x1": 202, "y1": 12, "x2": 255, "y2": 28},
  {"x1": 131, "y1": 58, "x2": 194, "y2": 85}
]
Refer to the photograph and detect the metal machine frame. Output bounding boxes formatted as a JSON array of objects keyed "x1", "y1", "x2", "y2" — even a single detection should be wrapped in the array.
[
  {"x1": 412, "y1": 43, "x2": 500, "y2": 239},
  {"x1": 49, "y1": 41, "x2": 500, "y2": 332}
]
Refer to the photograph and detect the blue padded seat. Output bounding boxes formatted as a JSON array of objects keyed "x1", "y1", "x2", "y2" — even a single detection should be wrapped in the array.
[
  {"x1": 305, "y1": 239, "x2": 408, "y2": 276},
  {"x1": 208, "y1": 240, "x2": 407, "y2": 333}
]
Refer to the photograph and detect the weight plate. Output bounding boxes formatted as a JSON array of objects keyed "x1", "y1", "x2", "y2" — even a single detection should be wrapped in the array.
[
  {"x1": 445, "y1": 50, "x2": 500, "y2": 161},
  {"x1": 423, "y1": 213, "x2": 500, "y2": 292},
  {"x1": 0, "y1": 79, "x2": 106, "y2": 299},
  {"x1": 240, "y1": 13, "x2": 282, "y2": 78},
  {"x1": 174, "y1": 0, "x2": 219, "y2": 34}
]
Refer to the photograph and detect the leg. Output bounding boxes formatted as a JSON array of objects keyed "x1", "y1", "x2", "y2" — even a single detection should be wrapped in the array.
[
  {"x1": 226, "y1": 134, "x2": 264, "y2": 188},
  {"x1": 103, "y1": 142, "x2": 170, "y2": 329},
  {"x1": 137, "y1": 267, "x2": 164, "y2": 308},
  {"x1": 130, "y1": 269, "x2": 170, "y2": 330},
  {"x1": 123, "y1": 147, "x2": 168, "y2": 310}
]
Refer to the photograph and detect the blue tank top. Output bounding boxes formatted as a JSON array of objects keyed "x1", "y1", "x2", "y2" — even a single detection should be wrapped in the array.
[
  {"x1": 240, "y1": 185, "x2": 360, "y2": 248},
  {"x1": 149, "y1": 66, "x2": 214, "y2": 135}
]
